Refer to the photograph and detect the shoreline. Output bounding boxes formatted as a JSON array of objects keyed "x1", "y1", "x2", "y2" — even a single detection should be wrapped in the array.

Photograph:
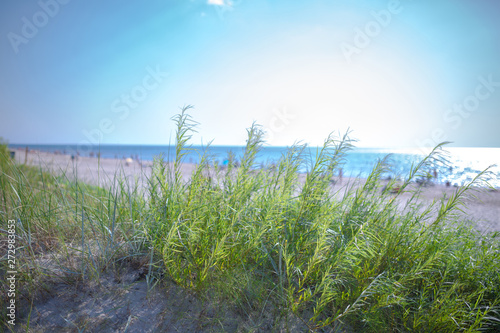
[
  {"x1": 9, "y1": 148, "x2": 500, "y2": 233},
  {"x1": 9, "y1": 144, "x2": 500, "y2": 188}
]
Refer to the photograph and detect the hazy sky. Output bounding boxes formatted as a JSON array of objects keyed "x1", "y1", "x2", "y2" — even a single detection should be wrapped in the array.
[{"x1": 1, "y1": 0, "x2": 499, "y2": 148}]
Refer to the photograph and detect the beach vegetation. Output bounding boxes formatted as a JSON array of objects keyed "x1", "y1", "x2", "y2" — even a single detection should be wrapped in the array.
[{"x1": 1, "y1": 109, "x2": 499, "y2": 332}]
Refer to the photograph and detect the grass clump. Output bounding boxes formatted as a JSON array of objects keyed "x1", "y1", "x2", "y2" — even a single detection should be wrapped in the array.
[{"x1": 1, "y1": 111, "x2": 500, "y2": 332}]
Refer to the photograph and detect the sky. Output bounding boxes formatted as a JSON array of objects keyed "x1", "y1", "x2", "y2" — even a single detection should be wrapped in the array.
[{"x1": 1, "y1": 0, "x2": 499, "y2": 149}]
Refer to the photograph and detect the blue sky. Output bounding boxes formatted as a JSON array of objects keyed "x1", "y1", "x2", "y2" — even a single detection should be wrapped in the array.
[{"x1": 1, "y1": 0, "x2": 499, "y2": 149}]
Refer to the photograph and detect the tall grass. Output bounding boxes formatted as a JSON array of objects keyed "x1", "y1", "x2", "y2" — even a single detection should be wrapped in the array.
[{"x1": 1, "y1": 112, "x2": 500, "y2": 332}]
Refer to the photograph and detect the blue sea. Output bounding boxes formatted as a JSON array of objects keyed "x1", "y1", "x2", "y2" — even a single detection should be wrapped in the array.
[{"x1": 8, "y1": 144, "x2": 500, "y2": 187}]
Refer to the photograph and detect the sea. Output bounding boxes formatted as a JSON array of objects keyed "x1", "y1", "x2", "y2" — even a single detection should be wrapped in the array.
[{"x1": 7, "y1": 144, "x2": 500, "y2": 188}]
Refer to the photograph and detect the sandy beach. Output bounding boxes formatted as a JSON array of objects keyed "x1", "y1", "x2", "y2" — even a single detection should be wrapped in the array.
[
  {"x1": 11, "y1": 148, "x2": 198, "y2": 188},
  {"x1": 11, "y1": 148, "x2": 500, "y2": 233},
  {"x1": 5, "y1": 147, "x2": 500, "y2": 332}
]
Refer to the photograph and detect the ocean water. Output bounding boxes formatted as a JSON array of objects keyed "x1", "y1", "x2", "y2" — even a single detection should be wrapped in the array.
[{"x1": 8, "y1": 144, "x2": 500, "y2": 187}]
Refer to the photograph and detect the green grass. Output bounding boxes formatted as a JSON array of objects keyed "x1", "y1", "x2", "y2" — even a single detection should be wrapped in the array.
[{"x1": 1, "y1": 111, "x2": 500, "y2": 332}]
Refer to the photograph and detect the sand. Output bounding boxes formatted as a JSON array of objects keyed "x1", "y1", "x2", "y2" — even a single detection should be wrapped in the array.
[{"x1": 11, "y1": 148, "x2": 500, "y2": 233}]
